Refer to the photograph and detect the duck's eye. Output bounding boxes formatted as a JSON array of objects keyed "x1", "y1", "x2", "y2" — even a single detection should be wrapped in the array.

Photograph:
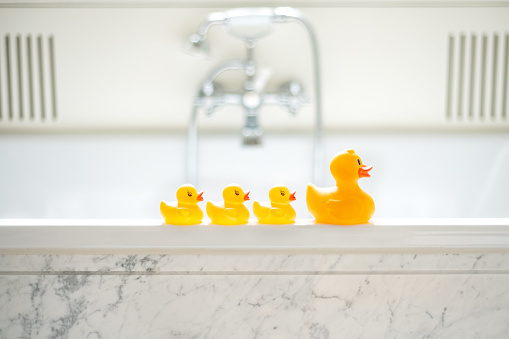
[
  {"x1": 280, "y1": 190, "x2": 285, "y2": 196},
  {"x1": 234, "y1": 189, "x2": 239, "y2": 196},
  {"x1": 187, "y1": 190, "x2": 192, "y2": 197},
  {"x1": 357, "y1": 159, "x2": 361, "y2": 166}
]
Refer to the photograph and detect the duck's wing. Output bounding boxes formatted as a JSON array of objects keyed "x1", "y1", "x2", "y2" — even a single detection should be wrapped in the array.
[
  {"x1": 177, "y1": 208, "x2": 191, "y2": 218},
  {"x1": 325, "y1": 199, "x2": 361, "y2": 219},
  {"x1": 269, "y1": 208, "x2": 285, "y2": 218},
  {"x1": 224, "y1": 208, "x2": 239, "y2": 219}
]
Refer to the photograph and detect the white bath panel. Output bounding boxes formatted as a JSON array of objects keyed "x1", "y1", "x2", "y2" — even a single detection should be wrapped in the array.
[{"x1": 1, "y1": 132, "x2": 508, "y2": 219}]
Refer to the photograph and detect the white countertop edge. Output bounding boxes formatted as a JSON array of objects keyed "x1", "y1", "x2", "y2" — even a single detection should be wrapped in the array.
[
  {"x1": 2, "y1": 218, "x2": 509, "y2": 227},
  {"x1": 1, "y1": 218, "x2": 509, "y2": 253}
]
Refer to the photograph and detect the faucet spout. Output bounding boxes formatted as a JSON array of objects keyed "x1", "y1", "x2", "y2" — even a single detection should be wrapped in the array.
[{"x1": 242, "y1": 114, "x2": 263, "y2": 146}]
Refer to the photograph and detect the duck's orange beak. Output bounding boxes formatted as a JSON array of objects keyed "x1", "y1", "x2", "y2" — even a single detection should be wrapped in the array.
[
  {"x1": 244, "y1": 191, "x2": 250, "y2": 201},
  {"x1": 289, "y1": 191, "x2": 296, "y2": 201},
  {"x1": 197, "y1": 191, "x2": 204, "y2": 202},
  {"x1": 358, "y1": 165, "x2": 372, "y2": 178}
]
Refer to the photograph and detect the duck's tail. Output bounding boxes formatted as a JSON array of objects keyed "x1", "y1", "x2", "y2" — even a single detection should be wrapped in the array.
[
  {"x1": 306, "y1": 183, "x2": 321, "y2": 220},
  {"x1": 206, "y1": 201, "x2": 213, "y2": 221},
  {"x1": 252, "y1": 201, "x2": 269, "y2": 222},
  {"x1": 160, "y1": 201, "x2": 174, "y2": 223}
]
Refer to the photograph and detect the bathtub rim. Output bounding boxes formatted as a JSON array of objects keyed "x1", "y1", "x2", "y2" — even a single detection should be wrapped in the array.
[{"x1": 1, "y1": 218, "x2": 509, "y2": 254}]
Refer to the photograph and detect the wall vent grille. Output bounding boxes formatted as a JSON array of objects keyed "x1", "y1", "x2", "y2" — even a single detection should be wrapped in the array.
[
  {"x1": 446, "y1": 32, "x2": 509, "y2": 122},
  {"x1": 0, "y1": 34, "x2": 57, "y2": 123}
]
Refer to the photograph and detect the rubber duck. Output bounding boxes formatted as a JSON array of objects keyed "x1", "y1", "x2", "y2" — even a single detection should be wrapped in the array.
[
  {"x1": 253, "y1": 185, "x2": 297, "y2": 224},
  {"x1": 160, "y1": 184, "x2": 204, "y2": 225},
  {"x1": 206, "y1": 184, "x2": 250, "y2": 225},
  {"x1": 306, "y1": 149, "x2": 375, "y2": 225}
]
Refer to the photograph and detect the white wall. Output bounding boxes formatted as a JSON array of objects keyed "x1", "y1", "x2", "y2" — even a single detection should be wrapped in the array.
[{"x1": 0, "y1": 2, "x2": 508, "y2": 132}]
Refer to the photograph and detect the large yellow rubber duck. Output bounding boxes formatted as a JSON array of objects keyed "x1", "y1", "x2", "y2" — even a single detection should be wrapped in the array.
[
  {"x1": 253, "y1": 185, "x2": 296, "y2": 224},
  {"x1": 306, "y1": 149, "x2": 375, "y2": 225},
  {"x1": 206, "y1": 184, "x2": 250, "y2": 225},
  {"x1": 160, "y1": 184, "x2": 204, "y2": 225}
]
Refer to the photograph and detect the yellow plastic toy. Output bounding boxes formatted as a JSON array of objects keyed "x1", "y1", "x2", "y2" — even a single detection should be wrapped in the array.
[
  {"x1": 160, "y1": 184, "x2": 204, "y2": 225},
  {"x1": 306, "y1": 149, "x2": 375, "y2": 225},
  {"x1": 206, "y1": 184, "x2": 250, "y2": 225},
  {"x1": 253, "y1": 185, "x2": 296, "y2": 224}
]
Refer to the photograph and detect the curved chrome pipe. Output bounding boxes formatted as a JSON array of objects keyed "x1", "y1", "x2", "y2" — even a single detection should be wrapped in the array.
[
  {"x1": 274, "y1": 7, "x2": 324, "y2": 186},
  {"x1": 186, "y1": 7, "x2": 323, "y2": 186}
]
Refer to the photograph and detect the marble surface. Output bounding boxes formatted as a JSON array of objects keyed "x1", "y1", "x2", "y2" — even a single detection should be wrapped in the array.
[
  {"x1": 1, "y1": 273, "x2": 508, "y2": 338},
  {"x1": 1, "y1": 252, "x2": 509, "y2": 338}
]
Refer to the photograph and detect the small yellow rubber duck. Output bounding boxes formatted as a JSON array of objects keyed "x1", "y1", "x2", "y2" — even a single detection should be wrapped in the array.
[
  {"x1": 206, "y1": 184, "x2": 250, "y2": 225},
  {"x1": 306, "y1": 149, "x2": 375, "y2": 225},
  {"x1": 160, "y1": 184, "x2": 204, "y2": 225},
  {"x1": 253, "y1": 185, "x2": 296, "y2": 224}
]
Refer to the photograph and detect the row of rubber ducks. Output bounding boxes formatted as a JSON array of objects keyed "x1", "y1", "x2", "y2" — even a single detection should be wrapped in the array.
[
  {"x1": 160, "y1": 149, "x2": 375, "y2": 225},
  {"x1": 160, "y1": 184, "x2": 296, "y2": 225}
]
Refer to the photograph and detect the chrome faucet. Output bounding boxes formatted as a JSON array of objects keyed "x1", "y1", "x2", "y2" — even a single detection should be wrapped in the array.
[{"x1": 185, "y1": 7, "x2": 323, "y2": 186}]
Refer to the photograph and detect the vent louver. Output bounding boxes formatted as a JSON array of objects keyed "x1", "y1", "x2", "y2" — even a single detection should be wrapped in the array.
[
  {"x1": 0, "y1": 34, "x2": 57, "y2": 123},
  {"x1": 446, "y1": 32, "x2": 509, "y2": 122}
]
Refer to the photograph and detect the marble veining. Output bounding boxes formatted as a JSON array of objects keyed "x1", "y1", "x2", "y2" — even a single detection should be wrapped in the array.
[{"x1": 1, "y1": 274, "x2": 509, "y2": 338}]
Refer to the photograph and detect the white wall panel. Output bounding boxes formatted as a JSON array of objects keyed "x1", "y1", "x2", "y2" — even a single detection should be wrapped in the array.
[{"x1": 0, "y1": 4, "x2": 508, "y2": 131}]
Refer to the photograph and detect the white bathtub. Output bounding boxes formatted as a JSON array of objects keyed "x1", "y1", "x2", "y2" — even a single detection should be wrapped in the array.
[{"x1": 1, "y1": 131, "x2": 508, "y2": 219}]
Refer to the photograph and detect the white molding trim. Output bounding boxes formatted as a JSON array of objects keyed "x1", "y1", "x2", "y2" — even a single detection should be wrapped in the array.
[
  {"x1": 0, "y1": 1, "x2": 509, "y2": 8},
  {"x1": 1, "y1": 218, "x2": 509, "y2": 254}
]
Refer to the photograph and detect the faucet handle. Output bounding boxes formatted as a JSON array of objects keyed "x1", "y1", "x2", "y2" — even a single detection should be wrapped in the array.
[
  {"x1": 286, "y1": 81, "x2": 309, "y2": 115},
  {"x1": 202, "y1": 81, "x2": 215, "y2": 96},
  {"x1": 271, "y1": 81, "x2": 309, "y2": 115},
  {"x1": 249, "y1": 65, "x2": 272, "y2": 93}
]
